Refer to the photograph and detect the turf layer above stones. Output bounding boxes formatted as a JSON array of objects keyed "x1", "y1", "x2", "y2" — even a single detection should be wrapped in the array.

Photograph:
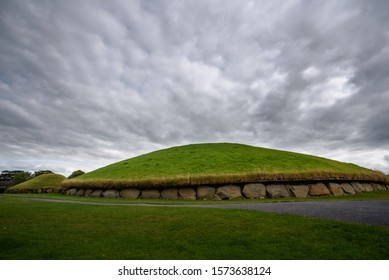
[{"x1": 62, "y1": 143, "x2": 388, "y2": 191}]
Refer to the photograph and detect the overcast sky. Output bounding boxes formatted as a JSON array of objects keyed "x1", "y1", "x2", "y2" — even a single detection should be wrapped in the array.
[{"x1": 1, "y1": 0, "x2": 389, "y2": 176}]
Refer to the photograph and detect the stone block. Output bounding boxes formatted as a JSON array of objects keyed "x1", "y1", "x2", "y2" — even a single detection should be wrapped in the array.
[
  {"x1": 341, "y1": 183, "x2": 356, "y2": 195},
  {"x1": 372, "y1": 183, "x2": 385, "y2": 190},
  {"x1": 362, "y1": 183, "x2": 374, "y2": 192},
  {"x1": 161, "y1": 188, "x2": 178, "y2": 200},
  {"x1": 103, "y1": 189, "x2": 120, "y2": 198},
  {"x1": 242, "y1": 183, "x2": 266, "y2": 199},
  {"x1": 288, "y1": 185, "x2": 309, "y2": 198},
  {"x1": 197, "y1": 186, "x2": 216, "y2": 200},
  {"x1": 141, "y1": 189, "x2": 161, "y2": 199},
  {"x1": 120, "y1": 188, "x2": 140, "y2": 199},
  {"x1": 369, "y1": 183, "x2": 378, "y2": 190},
  {"x1": 84, "y1": 189, "x2": 93, "y2": 196},
  {"x1": 66, "y1": 188, "x2": 78, "y2": 196},
  {"x1": 178, "y1": 188, "x2": 197, "y2": 200},
  {"x1": 266, "y1": 184, "x2": 290, "y2": 198},
  {"x1": 351, "y1": 182, "x2": 365, "y2": 193},
  {"x1": 308, "y1": 183, "x2": 331, "y2": 196},
  {"x1": 90, "y1": 190, "x2": 103, "y2": 197},
  {"x1": 216, "y1": 185, "x2": 242, "y2": 200},
  {"x1": 76, "y1": 189, "x2": 85, "y2": 196},
  {"x1": 328, "y1": 183, "x2": 344, "y2": 196}
]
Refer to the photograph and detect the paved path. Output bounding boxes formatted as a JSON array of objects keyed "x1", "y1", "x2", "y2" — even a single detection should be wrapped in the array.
[
  {"x1": 197, "y1": 200, "x2": 389, "y2": 226},
  {"x1": 3, "y1": 196, "x2": 389, "y2": 226}
]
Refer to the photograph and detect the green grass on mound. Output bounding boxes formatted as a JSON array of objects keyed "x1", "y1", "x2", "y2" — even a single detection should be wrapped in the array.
[
  {"x1": 6, "y1": 174, "x2": 66, "y2": 192},
  {"x1": 64, "y1": 143, "x2": 387, "y2": 189}
]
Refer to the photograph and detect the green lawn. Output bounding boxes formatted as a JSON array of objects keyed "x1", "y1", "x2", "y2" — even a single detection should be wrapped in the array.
[{"x1": 1, "y1": 195, "x2": 388, "y2": 260}]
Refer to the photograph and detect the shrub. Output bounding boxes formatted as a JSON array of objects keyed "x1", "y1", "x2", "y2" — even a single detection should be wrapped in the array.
[{"x1": 68, "y1": 170, "x2": 85, "y2": 179}]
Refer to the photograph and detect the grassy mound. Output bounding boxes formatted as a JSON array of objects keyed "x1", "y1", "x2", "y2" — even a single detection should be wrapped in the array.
[
  {"x1": 64, "y1": 143, "x2": 388, "y2": 189},
  {"x1": 6, "y1": 174, "x2": 66, "y2": 192}
]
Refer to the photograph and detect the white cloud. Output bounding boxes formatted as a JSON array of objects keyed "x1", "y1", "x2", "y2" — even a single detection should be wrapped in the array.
[
  {"x1": 299, "y1": 67, "x2": 357, "y2": 109},
  {"x1": 302, "y1": 66, "x2": 321, "y2": 80}
]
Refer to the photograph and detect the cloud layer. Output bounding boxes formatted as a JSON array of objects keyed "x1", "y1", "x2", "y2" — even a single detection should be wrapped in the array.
[{"x1": 1, "y1": 0, "x2": 389, "y2": 175}]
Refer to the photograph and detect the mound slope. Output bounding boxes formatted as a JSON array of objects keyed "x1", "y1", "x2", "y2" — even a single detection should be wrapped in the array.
[
  {"x1": 64, "y1": 143, "x2": 387, "y2": 189},
  {"x1": 7, "y1": 174, "x2": 66, "y2": 192}
]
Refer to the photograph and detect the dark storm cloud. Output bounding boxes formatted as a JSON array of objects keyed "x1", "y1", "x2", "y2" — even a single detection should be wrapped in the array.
[{"x1": 1, "y1": 0, "x2": 388, "y2": 175}]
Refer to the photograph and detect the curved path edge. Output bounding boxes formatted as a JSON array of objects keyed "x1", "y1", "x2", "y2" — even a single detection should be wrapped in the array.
[{"x1": 2, "y1": 196, "x2": 389, "y2": 227}]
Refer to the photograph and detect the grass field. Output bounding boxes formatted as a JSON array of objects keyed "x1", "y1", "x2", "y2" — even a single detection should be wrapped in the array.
[
  {"x1": 64, "y1": 143, "x2": 388, "y2": 189},
  {"x1": 6, "y1": 174, "x2": 65, "y2": 192},
  {"x1": 1, "y1": 194, "x2": 389, "y2": 260}
]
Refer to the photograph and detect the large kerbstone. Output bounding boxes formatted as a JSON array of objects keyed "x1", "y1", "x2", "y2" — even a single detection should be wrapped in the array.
[
  {"x1": 351, "y1": 182, "x2": 365, "y2": 193},
  {"x1": 161, "y1": 188, "x2": 178, "y2": 200},
  {"x1": 370, "y1": 183, "x2": 379, "y2": 190},
  {"x1": 178, "y1": 188, "x2": 197, "y2": 200},
  {"x1": 362, "y1": 183, "x2": 374, "y2": 192},
  {"x1": 341, "y1": 183, "x2": 356, "y2": 195},
  {"x1": 216, "y1": 185, "x2": 242, "y2": 200},
  {"x1": 327, "y1": 183, "x2": 344, "y2": 196},
  {"x1": 76, "y1": 189, "x2": 85, "y2": 196},
  {"x1": 288, "y1": 185, "x2": 309, "y2": 198},
  {"x1": 308, "y1": 183, "x2": 331, "y2": 196},
  {"x1": 242, "y1": 183, "x2": 266, "y2": 199},
  {"x1": 266, "y1": 185, "x2": 289, "y2": 198},
  {"x1": 141, "y1": 189, "x2": 160, "y2": 199},
  {"x1": 371, "y1": 183, "x2": 386, "y2": 191},
  {"x1": 103, "y1": 189, "x2": 120, "y2": 198},
  {"x1": 120, "y1": 188, "x2": 140, "y2": 199},
  {"x1": 197, "y1": 186, "x2": 216, "y2": 200},
  {"x1": 90, "y1": 190, "x2": 103, "y2": 197},
  {"x1": 84, "y1": 189, "x2": 93, "y2": 196},
  {"x1": 66, "y1": 188, "x2": 78, "y2": 196}
]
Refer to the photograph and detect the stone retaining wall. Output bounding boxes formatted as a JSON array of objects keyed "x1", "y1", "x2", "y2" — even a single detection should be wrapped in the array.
[
  {"x1": 58, "y1": 181, "x2": 389, "y2": 200},
  {"x1": 6, "y1": 188, "x2": 58, "y2": 194}
]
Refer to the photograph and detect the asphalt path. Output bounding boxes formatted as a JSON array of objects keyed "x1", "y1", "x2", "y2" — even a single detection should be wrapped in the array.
[
  {"x1": 197, "y1": 200, "x2": 389, "y2": 227},
  {"x1": 3, "y1": 196, "x2": 389, "y2": 226}
]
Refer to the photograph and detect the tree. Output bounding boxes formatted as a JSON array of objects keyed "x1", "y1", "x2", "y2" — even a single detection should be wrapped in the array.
[
  {"x1": 0, "y1": 170, "x2": 15, "y2": 182},
  {"x1": 12, "y1": 171, "x2": 33, "y2": 185},
  {"x1": 68, "y1": 170, "x2": 85, "y2": 179},
  {"x1": 33, "y1": 170, "x2": 53, "y2": 177},
  {"x1": 1, "y1": 170, "x2": 33, "y2": 185}
]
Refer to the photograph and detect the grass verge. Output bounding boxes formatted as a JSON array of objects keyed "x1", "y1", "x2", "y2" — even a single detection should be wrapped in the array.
[{"x1": 0, "y1": 195, "x2": 388, "y2": 259}]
